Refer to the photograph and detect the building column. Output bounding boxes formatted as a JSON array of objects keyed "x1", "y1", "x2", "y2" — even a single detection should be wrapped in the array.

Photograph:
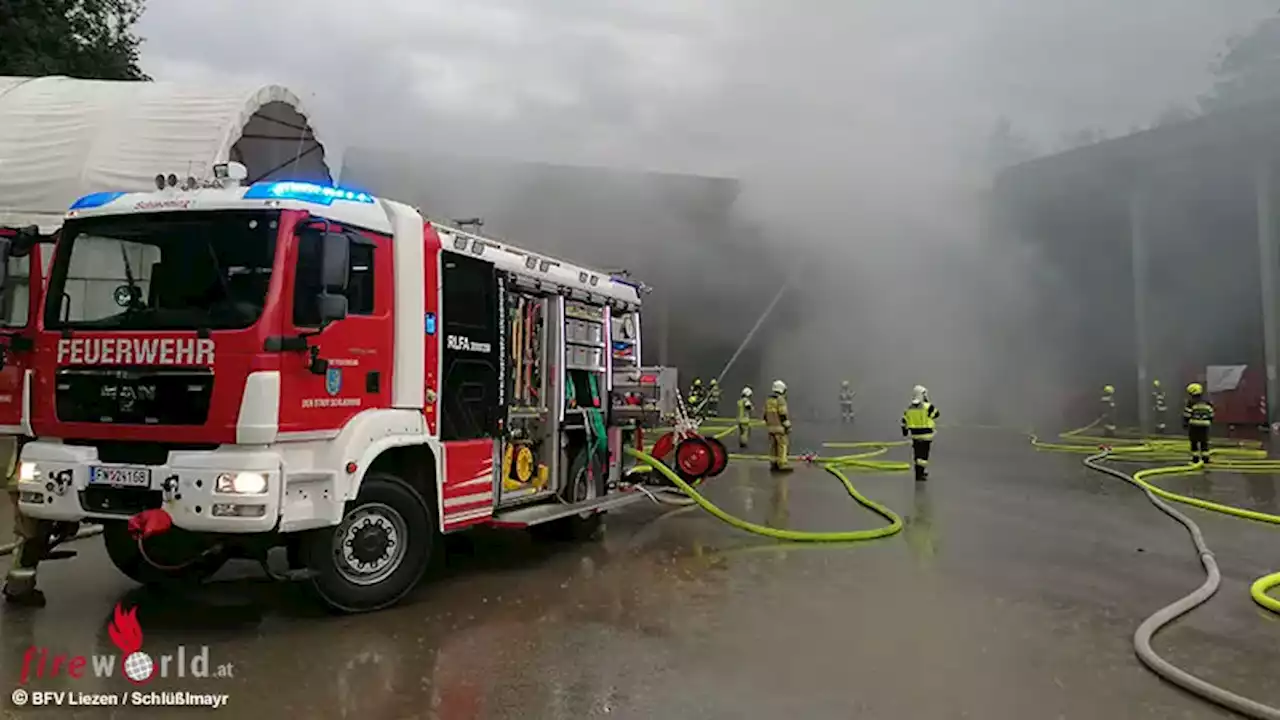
[
  {"x1": 1257, "y1": 157, "x2": 1279, "y2": 427},
  {"x1": 1130, "y1": 187, "x2": 1152, "y2": 433}
]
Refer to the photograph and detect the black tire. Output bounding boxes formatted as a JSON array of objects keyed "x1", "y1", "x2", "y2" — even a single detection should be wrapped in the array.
[
  {"x1": 303, "y1": 472, "x2": 435, "y2": 614},
  {"x1": 531, "y1": 449, "x2": 604, "y2": 542},
  {"x1": 101, "y1": 521, "x2": 228, "y2": 586}
]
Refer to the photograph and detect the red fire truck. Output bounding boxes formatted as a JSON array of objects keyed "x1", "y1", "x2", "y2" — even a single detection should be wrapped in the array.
[{"x1": 4, "y1": 166, "x2": 671, "y2": 612}]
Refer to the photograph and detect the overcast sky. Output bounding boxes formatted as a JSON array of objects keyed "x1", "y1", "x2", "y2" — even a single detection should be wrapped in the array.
[{"x1": 139, "y1": 1, "x2": 1276, "y2": 177}]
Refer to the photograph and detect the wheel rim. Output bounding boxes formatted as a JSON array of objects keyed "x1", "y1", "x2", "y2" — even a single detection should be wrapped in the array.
[
  {"x1": 333, "y1": 503, "x2": 408, "y2": 586},
  {"x1": 677, "y1": 441, "x2": 711, "y2": 476}
]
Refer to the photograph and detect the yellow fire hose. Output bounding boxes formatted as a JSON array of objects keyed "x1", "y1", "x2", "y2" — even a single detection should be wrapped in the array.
[
  {"x1": 1031, "y1": 420, "x2": 1280, "y2": 717},
  {"x1": 625, "y1": 440, "x2": 908, "y2": 542},
  {"x1": 1032, "y1": 421, "x2": 1280, "y2": 614}
]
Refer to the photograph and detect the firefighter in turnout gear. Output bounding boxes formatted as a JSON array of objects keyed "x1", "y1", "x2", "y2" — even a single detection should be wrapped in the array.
[
  {"x1": 737, "y1": 387, "x2": 754, "y2": 448},
  {"x1": 3, "y1": 438, "x2": 51, "y2": 607},
  {"x1": 707, "y1": 378, "x2": 722, "y2": 416},
  {"x1": 1101, "y1": 384, "x2": 1117, "y2": 436},
  {"x1": 1152, "y1": 379, "x2": 1168, "y2": 434},
  {"x1": 764, "y1": 380, "x2": 793, "y2": 472},
  {"x1": 1183, "y1": 383, "x2": 1214, "y2": 464},
  {"x1": 901, "y1": 385, "x2": 940, "y2": 481},
  {"x1": 839, "y1": 381, "x2": 856, "y2": 423},
  {"x1": 686, "y1": 378, "x2": 704, "y2": 414}
]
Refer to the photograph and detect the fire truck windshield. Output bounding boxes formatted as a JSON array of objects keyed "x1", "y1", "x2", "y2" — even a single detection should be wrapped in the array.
[{"x1": 45, "y1": 210, "x2": 279, "y2": 331}]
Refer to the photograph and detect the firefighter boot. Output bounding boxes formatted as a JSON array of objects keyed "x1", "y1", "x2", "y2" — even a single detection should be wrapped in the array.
[{"x1": 3, "y1": 510, "x2": 49, "y2": 608}]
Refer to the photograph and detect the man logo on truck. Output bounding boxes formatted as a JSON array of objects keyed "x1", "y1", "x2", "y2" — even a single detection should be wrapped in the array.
[{"x1": 446, "y1": 335, "x2": 492, "y2": 354}]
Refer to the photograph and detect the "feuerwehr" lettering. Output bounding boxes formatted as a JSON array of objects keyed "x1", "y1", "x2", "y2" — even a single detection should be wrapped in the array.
[{"x1": 56, "y1": 338, "x2": 215, "y2": 366}]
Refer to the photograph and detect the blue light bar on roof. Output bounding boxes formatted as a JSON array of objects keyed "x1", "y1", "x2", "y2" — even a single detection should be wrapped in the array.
[
  {"x1": 69, "y1": 191, "x2": 126, "y2": 211},
  {"x1": 243, "y1": 181, "x2": 375, "y2": 206}
]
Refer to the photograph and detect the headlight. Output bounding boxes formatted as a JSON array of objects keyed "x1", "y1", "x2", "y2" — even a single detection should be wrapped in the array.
[
  {"x1": 18, "y1": 462, "x2": 37, "y2": 483},
  {"x1": 215, "y1": 472, "x2": 268, "y2": 495}
]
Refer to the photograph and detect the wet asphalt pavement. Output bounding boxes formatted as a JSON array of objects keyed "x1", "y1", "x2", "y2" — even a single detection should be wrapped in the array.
[{"x1": 1, "y1": 423, "x2": 1278, "y2": 719}]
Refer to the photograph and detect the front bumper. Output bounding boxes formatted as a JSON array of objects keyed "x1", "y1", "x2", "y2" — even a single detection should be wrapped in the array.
[{"x1": 16, "y1": 441, "x2": 281, "y2": 533}]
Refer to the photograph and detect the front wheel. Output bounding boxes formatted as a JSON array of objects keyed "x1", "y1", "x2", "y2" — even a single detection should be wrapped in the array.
[
  {"x1": 102, "y1": 522, "x2": 228, "y2": 586},
  {"x1": 304, "y1": 473, "x2": 435, "y2": 614}
]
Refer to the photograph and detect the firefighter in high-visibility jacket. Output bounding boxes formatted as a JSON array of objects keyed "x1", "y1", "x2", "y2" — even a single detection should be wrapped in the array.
[
  {"x1": 839, "y1": 381, "x2": 856, "y2": 423},
  {"x1": 901, "y1": 385, "x2": 940, "y2": 481},
  {"x1": 763, "y1": 380, "x2": 793, "y2": 472},
  {"x1": 707, "y1": 379, "x2": 722, "y2": 416},
  {"x1": 1101, "y1": 384, "x2": 1117, "y2": 436},
  {"x1": 686, "y1": 378, "x2": 703, "y2": 413},
  {"x1": 736, "y1": 387, "x2": 754, "y2": 448},
  {"x1": 1151, "y1": 379, "x2": 1168, "y2": 434},
  {"x1": 1183, "y1": 383, "x2": 1214, "y2": 464}
]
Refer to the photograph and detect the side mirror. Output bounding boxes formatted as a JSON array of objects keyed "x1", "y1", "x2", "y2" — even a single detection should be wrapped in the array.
[
  {"x1": 0, "y1": 237, "x2": 12, "y2": 292},
  {"x1": 319, "y1": 232, "x2": 350, "y2": 293},
  {"x1": 316, "y1": 292, "x2": 348, "y2": 326}
]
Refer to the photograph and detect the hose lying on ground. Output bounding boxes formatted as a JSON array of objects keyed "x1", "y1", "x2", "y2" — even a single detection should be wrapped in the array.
[
  {"x1": 625, "y1": 446, "x2": 904, "y2": 542},
  {"x1": 1033, "y1": 422, "x2": 1280, "y2": 615},
  {"x1": 1083, "y1": 450, "x2": 1280, "y2": 720},
  {"x1": 0, "y1": 525, "x2": 103, "y2": 557}
]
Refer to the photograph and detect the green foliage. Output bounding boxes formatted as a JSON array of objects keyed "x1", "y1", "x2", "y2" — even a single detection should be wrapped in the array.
[
  {"x1": 0, "y1": 0, "x2": 148, "y2": 80},
  {"x1": 1201, "y1": 11, "x2": 1280, "y2": 112}
]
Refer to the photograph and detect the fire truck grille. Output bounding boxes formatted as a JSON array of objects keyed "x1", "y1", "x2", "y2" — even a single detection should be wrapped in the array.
[{"x1": 55, "y1": 368, "x2": 214, "y2": 425}]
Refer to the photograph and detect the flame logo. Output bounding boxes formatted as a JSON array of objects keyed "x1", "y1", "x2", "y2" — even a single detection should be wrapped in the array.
[
  {"x1": 108, "y1": 603, "x2": 155, "y2": 684},
  {"x1": 107, "y1": 603, "x2": 144, "y2": 654}
]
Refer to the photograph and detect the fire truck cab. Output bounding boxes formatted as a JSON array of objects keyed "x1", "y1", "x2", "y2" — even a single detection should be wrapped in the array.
[{"x1": 9, "y1": 173, "x2": 658, "y2": 612}]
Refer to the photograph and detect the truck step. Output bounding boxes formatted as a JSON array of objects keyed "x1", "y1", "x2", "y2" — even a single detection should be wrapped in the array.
[{"x1": 489, "y1": 490, "x2": 649, "y2": 529}]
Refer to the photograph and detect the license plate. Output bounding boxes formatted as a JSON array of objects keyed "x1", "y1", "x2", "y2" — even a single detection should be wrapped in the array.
[{"x1": 89, "y1": 466, "x2": 152, "y2": 488}]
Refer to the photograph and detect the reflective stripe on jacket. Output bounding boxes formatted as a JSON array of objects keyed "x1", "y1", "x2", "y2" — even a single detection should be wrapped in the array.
[
  {"x1": 902, "y1": 402, "x2": 940, "y2": 438},
  {"x1": 1184, "y1": 399, "x2": 1214, "y2": 427},
  {"x1": 764, "y1": 395, "x2": 789, "y2": 433}
]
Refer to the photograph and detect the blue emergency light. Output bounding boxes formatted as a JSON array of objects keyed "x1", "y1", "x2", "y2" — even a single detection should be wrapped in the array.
[
  {"x1": 243, "y1": 181, "x2": 375, "y2": 206},
  {"x1": 69, "y1": 191, "x2": 126, "y2": 211}
]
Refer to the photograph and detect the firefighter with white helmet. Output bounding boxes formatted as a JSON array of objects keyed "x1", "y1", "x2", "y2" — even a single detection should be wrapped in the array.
[
  {"x1": 737, "y1": 387, "x2": 754, "y2": 448},
  {"x1": 839, "y1": 381, "x2": 856, "y2": 423},
  {"x1": 764, "y1": 380, "x2": 792, "y2": 471},
  {"x1": 1152, "y1": 379, "x2": 1168, "y2": 434},
  {"x1": 901, "y1": 384, "x2": 940, "y2": 481}
]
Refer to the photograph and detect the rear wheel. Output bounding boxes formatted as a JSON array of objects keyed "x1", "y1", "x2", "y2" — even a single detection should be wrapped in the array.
[
  {"x1": 704, "y1": 436, "x2": 729, "y2": 477},
  {"x1": 531, "y1": 449, "x2": 604, "y2": 542},
  {"x1": 102, "y1": 522, "x2": 228, "y2": 586},
  {"x1": 304, "y1": 473, "x2": 435, "y2": 613}
]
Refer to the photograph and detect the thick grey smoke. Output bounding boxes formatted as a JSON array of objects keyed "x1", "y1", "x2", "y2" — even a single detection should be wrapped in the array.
[{"x1": 139, "y1": 0, "x2": 1276, "y2": 427}]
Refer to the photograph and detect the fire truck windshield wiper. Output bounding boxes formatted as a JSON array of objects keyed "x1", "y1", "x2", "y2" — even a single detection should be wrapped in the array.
[{"x1": 117, "y1": 243, "x2": 142, "y2": 313}]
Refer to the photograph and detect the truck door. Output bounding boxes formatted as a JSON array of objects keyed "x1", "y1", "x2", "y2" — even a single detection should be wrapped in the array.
[
  {"x1": 0, "y1": 230, "x2": 46, "y2": 435},
  {"x1": 438, "y1": 250, "x2": 501, "y2": 532},
  {"x1": 440, "y1": 251, "x2": 501, "y2": 440}
]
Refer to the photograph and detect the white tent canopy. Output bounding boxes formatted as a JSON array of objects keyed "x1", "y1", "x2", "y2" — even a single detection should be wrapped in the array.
[{"x1": 0, "y1": 76, "x2": 341, "y2": 233}]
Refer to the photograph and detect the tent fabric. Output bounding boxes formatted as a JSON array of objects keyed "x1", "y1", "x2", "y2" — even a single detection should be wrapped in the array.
[
  {"x1": 1205, "y1": 364, "x2": 1246, "y2": 393},
  {"x1": 0, "y1": 76, "x2": 340, "y2": 233}
]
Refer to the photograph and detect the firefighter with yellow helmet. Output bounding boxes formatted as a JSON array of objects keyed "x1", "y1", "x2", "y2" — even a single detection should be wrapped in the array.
[
  {"x1": 763, "y1": 380, "x2": 792, "y2": 472},
  {"x1": 1101, "y1": 384, "x2": 1117, "y2": 436},
  {"x1": 1183, "y1": 382, "x2": 1214, "y2": 464},
  {"x1": 707, "y1": 378, "x2": 722, "y2": 416},
  {"x1": 736, "y1": 386, "x2": 754, "y2": 448}
]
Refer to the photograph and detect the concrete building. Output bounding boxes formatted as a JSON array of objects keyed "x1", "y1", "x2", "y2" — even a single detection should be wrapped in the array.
[{"x1": 993, "y1": 98, "x2": 1280, "y2": 429}]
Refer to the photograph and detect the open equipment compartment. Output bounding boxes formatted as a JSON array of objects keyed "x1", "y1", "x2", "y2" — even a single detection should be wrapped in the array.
[{"x1": 498, "y1": 283, "x2": 555, "y2": 506}]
